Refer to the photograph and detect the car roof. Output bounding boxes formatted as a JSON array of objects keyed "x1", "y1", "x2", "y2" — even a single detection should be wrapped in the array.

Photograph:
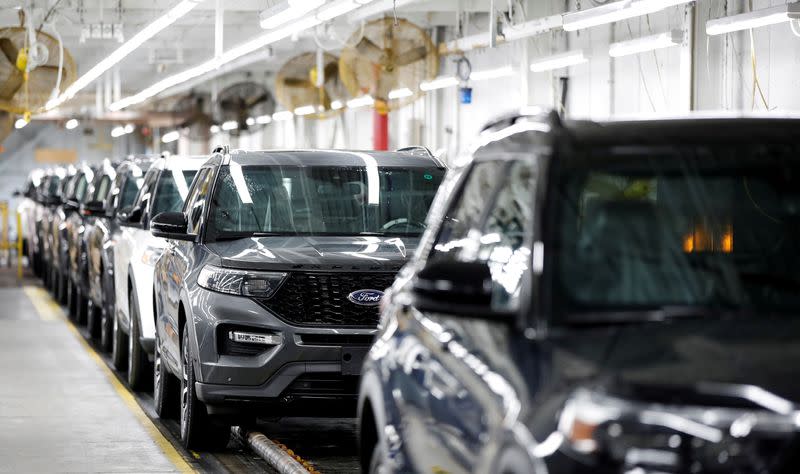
[
  {"x1": 227, "y1": 149, "x2": 445, "y2": 169},
  {"x1": 152, "y1": 154, "x2": 209, "y2": 171}
]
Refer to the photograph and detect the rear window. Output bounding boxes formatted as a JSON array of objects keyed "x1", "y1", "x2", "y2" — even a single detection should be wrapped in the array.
[{"x1": 554, "y1": 145, "x2": 800, "y2": 318}]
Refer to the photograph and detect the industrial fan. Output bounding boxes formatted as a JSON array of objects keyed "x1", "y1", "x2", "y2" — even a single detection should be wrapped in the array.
[
  {"x1": 339, "y1": 18, "x2": 437, "y2": 112},
  {"x1": 275, "y1": 51, "x2": 348, "y2": 119},
  {"x1": 172, "y1": 92, "x2": 213, "y2": 141},
  {"x1": 0, "y1": 26, "x2": 76, "y2": 116},
  {"x1": 217, "y1": 81, "x2": 275, "y2": 134}
]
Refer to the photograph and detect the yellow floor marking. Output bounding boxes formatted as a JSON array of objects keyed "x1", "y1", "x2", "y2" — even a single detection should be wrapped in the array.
[
  {"x1": 23, "y1": 287, "x2": 60, "y2": 321},
  {"x1": 23, "y1": 285, "x2": 195, "y2": 473}
]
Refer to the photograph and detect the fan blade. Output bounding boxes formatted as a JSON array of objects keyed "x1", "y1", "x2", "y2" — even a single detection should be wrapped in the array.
[
  {"x1": 246, "y1": 92, "x2": 269, "y2": 108},
  {"x1": 219, "y1": 98, "x2": 238, "y2": 110},
  {"x1": 323, "y1": 62, "x2": 338, "y2": 82},
  {"x1": 0, "y1": 38, "x2": 18, "y2": 66},
  {"x1": 355, "y1": 37, "x2": 384, "y2": 64},
  {"x1": 284, "y1": 78, "x2": 313, "y2": 88},
  {"x1": 394, "y1": 46, "x2": 428, "y2": 67}
]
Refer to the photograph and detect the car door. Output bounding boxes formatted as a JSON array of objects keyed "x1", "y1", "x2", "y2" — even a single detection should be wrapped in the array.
[
  {"x1": 161, "y1": 167, "x2": 213, "y2": 367},
  {"x1": 116, "y1": 168, "x2": 158, "y2": 327},
  {"x1": 399, "y1": 158, "x2": 538, "y2": 474}
]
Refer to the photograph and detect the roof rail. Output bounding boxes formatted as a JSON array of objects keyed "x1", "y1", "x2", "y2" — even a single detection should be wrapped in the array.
[
  {"x1": 480, "y1": 107, "x2": 562, "y2": 133},
  {"x1": 212, "y1": 145, "x2": 231, "y2": 155},
  {"x1": 396, "y1": 146, "x2": 434, "y2": 158}
]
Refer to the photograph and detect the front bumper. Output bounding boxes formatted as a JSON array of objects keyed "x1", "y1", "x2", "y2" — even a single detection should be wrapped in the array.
[{"x1": 191, "y1": 288, "x2": 376, "y2": 414}]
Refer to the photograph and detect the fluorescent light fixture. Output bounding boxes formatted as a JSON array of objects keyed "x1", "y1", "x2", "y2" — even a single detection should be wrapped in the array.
[
  {"x1": 317, "y1": 0, "x2": 360, "y2": 21},
  {"x1": 260, "y1": 0, "x2": 324, "y2": 29},
  {"x1": 221, "y1": 120, "x2": 238, "y2": 131},
  {"x1": 330, "y1": 100, "x2": 344, "y2": 110},
  {"x1": 388, "y1": 87, "x2": 414, "y2": 99},
  {"x1": 65, "y1": 118, "x2": 79, "y2": 130},
  {"x1": 706, "y1": 3, "x2": 800, "y2": 35},
  {"x1": 272, "y1": 110, "x2": 294, "y2": 121},
  {"x1": 530, "y1": 50, "x2": 588, "y2": 72},
  {"x1": 161, "y1": 130, "x2": 180, "y2": 143},
  {"x1": 609, "y1": 29, "x2": 684, "y2": 57},
  {"x1": 246, "y1": 117, "x2": 256, "y2": 126},
  {"x1": 47, "y1": 0, "x2": 201, "y2": 110},
  {"x1": 520, "y1": 105, "x2": 545, "y2": 116},
  {"x1": 563, "y1": 0, "x2": 691, "y2": 32},
  {"x1": 255, "y1": 114, "x2": 272, "y2": 124},
  {"x1": 111, "y1": 126, "x2": 126, "y2": 138},
  {"x1": 470, "y1": 65, "x2": 514, "y2": 81},
  {"x1": 346, "y1": 95, "x2": 375, "y2": 108},
  {"x1": 14, "y1": 118, "x2": 27, "y2": 129},
  {"x1": 111, "y1": 15, "x2": 323, "y2": 111},
  {"x1": 210, "y1": 124, "x2": 221, "y2": 134},
  {"x1": 420, "y1": 76, "x2": 459, "y2": 91},
  {"x1": 124, "y1": 123, "x2": 135, "y2": 134},
  {"x1": 294, "y1": 105, "x2": 319, "y2": 116}
]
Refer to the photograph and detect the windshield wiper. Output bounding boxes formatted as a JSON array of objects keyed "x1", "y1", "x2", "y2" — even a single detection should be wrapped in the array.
[
  {"x1": 212, "y1": 231, "x2": 285, "y2": 241},
  {"x1": 563, "y1": 306, "x2": 752, "y2": 326}
]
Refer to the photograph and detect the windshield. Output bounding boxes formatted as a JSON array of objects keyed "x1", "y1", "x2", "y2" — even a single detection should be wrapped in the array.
[
  {"x1": 208, "y1": 164, "x2": 444, "y2": 239},
  {"x1": 44, "y1": 176, "x2": 61, "y2": 197},
  {"x1": 152, "y1": 169, "x2": 197, "y2": 217},
  {"x1": 554, "y1": 145, "x2": 800, "y2": 320}
]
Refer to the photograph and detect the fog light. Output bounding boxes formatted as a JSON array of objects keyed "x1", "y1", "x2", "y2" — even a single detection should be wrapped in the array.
[{"x1": 228, "y1": 331, "x2": 282, "y2": 346}]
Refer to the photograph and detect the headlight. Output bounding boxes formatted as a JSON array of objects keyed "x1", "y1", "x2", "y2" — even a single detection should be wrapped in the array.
[
  {"x1": 197, "y1": 265, "x2": 286, "y2": 298},
  {"x1": 140, "y1": 246, "x2": 164, "y2": 266}
]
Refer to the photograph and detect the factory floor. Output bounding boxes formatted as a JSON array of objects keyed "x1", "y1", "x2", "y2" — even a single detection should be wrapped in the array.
[{"x1": 0, "y1": 273, "x2": 186, "y2": 473}]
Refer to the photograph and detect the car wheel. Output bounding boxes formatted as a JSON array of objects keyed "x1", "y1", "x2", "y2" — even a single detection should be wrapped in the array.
[
  {"x1": 87, "y1": 298, "x2": 101, "y2": 339},
  {"x1": 58, "y1": 272, "x2": 68, "y2": 305},
  {"x1": 153, "y1": 333, "x2": 178, "y2": 418},
  {"x1": 67, "y1": 280, "x2": 78, "y2": 321},
  {"x1": 111, "y1": 309, "x2": 128, "y2": 370},
  {"x1": 127, "y1": 290, "x2": 151, "y2": 391},
  {"x1": 76, "y1": 283, "x2": 88, "y2": 325},
  {"x1": 32, "y1": 251, "x2": 42, "y2": 277},
  {"x1": 368, "y1": 443, "x2": 386, "y2": 474},
  {"x1": 99, "y1": 304, "x2": 113, "y2": 352},
  {"x1": 180, "y1": 329, "x2": 230, "y2": 450}
]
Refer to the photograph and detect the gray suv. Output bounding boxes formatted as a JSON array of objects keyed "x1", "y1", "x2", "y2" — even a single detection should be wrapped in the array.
[{"x1": 151, "y1": 146, "x2": 444, "y2": 449}]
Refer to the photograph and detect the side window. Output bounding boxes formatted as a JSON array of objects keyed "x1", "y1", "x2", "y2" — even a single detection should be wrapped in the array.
[
  {"x1": 475, "y1": 161, "x2": 536, "y2": 312},
  {"x1": 132, "y1": 169, "x2": 159, "y2": 221},
  {"x1": 95, "y1": 176, "x2": 112, "y2": 203},
  {"x1": 184, "y1": 168, "x2": 213, "y2": 235},
  {"x1": 428, "y1": 161, "x2": 506, "y2": 264},
  {"x1": 118, "y1": 174, "x2": 142, "y2": 211}
]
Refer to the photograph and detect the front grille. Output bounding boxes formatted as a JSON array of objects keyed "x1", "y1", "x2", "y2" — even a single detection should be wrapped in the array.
[
  {"x1": 298, "y1": 333, "x2": 375, "y2": 346},
  {"x1": 254, "y1": 272, "x2": 396, "y2": 327},
  {"x1": 282, "y1": 373, "x2": 360, "y2": 398}
]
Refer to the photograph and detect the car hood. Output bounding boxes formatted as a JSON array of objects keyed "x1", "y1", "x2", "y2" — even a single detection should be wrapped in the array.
[
  {"x1": 550, "y1": 316, "x2": 800, "y2": 403},
  {"x1": 206, "y1": 235, "x2": 419, "y2": 271}
]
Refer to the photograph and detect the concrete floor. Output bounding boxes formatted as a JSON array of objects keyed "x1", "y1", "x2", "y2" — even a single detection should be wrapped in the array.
[{"x1": 0, "y1": 285, "x2": 186, "y2": 473}]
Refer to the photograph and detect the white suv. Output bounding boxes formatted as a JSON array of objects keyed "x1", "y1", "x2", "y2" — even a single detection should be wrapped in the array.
[{"x1": 112, "y1": 154, "x2": 206, "y2": 389}]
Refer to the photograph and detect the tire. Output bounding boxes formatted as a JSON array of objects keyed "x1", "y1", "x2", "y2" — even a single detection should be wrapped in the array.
[
  {"x1": 58, "y1": 272, "x2": 68, "y2": 305},
  {"x1": 368, "y1": 443, "x2": 386, "y2": 474},
  {"x1": 32, "y1": 251, "x2": 42, "y2": 277},
  {"x1": 67, "y1": 280, "x2": 78, "y2": 321},
  {"x1": 180, "y1": 329, "x2": 230, "y2": 450},
  {"x1": 127, "y1": 289, "x2": 151, "y2": 391},
  {"x1": 87, "y1": 298, "x2": 101, "y2": 339},
  {"x1": 111, "y1": 310, "x2": 128, "y2": 371},
  {"x1": 76, "y1": 283, "x2": 88, "y2": 325},
  {"x1": 153, "y1": 332, "x2": 178, "y2": 418},
  {"x1": 99, "y1": 265, "x2": 114, "y2": 352}
]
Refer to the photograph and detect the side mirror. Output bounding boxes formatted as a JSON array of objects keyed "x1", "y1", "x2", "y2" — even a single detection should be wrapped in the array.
[
  {"x1": 127, "y1": 206, "x2": 143, "y2": 225},
  {"x1": 12, "y1": 190, "x2": 21, "y2": 197},
  {"x1": 151, "y1": 212, "x2": 193, "y2": 241},
  {"x1": 411, "y1": 260, "x2": 510, "y2": 320},
  {"x1": 62, "y1": 199, "x2": 79, "y2": 212},
  {"x1": 81, "y1": 200, "x2": 105, "y2": 217}
]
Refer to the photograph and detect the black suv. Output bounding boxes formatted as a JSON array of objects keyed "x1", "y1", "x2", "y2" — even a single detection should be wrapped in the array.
[
  {"x1": 358, "y1": 112, "x2": 800, "y2": 473},
  {"x1": 151, "y1": 147, "x2": 444, "y2": 449}
]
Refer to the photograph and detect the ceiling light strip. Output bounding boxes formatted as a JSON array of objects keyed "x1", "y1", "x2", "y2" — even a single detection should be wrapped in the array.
[
  {"x1": 530, "y1": 50, "x2": 588, "y2": 72},
  {"x1": 47, "y1": 0, "x2": 201, "y2": 110},
  {"x1": 111, "y1": 16, "x2": 322, "y2": 111},
  {"x1": 706, "y1": 2, "x2": 800, "y2": 35},
  {"x1": 609, "y1": 30, "x2": 684, "y2": 57},
  {"x1": 563, "y1": 0, "x2": 691, "y2": 31}
]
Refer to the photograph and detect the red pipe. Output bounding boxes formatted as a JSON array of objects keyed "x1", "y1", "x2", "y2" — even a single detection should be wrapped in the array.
[{"x1": 373, "y1": 108, "x2": 388, "y2": 150}]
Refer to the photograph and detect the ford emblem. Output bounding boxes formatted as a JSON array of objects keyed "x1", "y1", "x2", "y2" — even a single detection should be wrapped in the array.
[{"x1": 347, "y1": 289, "x2": 384, "y2": 306}]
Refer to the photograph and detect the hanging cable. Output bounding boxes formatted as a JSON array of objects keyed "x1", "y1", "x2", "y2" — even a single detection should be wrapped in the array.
[{"x1": 747, "y1": 0, "x2": 769, "y2": 110}]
